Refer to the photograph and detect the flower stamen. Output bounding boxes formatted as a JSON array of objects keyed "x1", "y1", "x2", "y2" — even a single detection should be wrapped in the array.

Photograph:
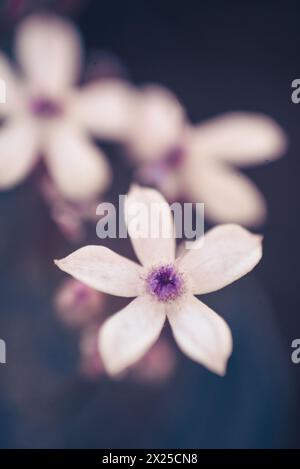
[
  {"x1": 146, "y1": 264, "x2": 184, "y2": 302},
  {"x1": 30, "y1": 97, "x2": 63, "y2": 118}
]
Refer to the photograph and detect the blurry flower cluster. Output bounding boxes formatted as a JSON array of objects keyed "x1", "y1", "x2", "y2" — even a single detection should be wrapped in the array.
[{"x1": 0, "y1": 13, "x2": 287, "y2": 382}]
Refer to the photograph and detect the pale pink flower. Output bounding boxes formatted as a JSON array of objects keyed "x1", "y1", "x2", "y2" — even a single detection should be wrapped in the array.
[
  {"x1": 131, "y1": 338, "x2": 176, "y2": 384},
  {"x1": 129, "y1": 86, "x2": 287, "y2": 226},
  {"x1": 55, "y1": 185, "x2": 263, "y2": 376},
  {"x1": 0, "y1": 14, "x2": 134, "y2": 200},
  {"x1": 79, "y1": 324, "x2": 105, "y2": 379},
  {"x1": 54, "y1": 278, "x2": 106, "y2": 329}
]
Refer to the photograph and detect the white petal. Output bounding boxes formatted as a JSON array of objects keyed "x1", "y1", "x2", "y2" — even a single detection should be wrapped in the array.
[
  {"x1": 177, "y1": 224, "x2": 262, "y2": 295},
  {"x1": 55, "y1": 245, "x2": 144, "y2": 297},
  {"x1": 99, "y1": 295, "x2": 166, "y2": 375},
  {"x1": 125, "y1": 185, "x2": 176, "y2": 266},
  {"x1": 190, "y1": 112, "x2": 287, "y2": 166},
  {"x1": 15, "y1": 14, "x2": 82, "y2": 96},
  {"x1": 135, "y1": 162, "x2": 181, "y2": 201},
  {"x1": 183, "y1": 155, "x2": 267, "y2": 226},
  {"x1": 168, "y1": 295, "x2": 232, "y2": 375},
  {"x1": 0, "y1": 118, "x2": 39, "y2": 189},
  {"x1": 0, "y1": 53, "x2": 23, "y2": 114},
  {"x1": 71, "y1": 80, "x2": 135, "y2": 140},
  {"x1": 127, "y1": 85, "x2": 185, "y2": 162},
  {"x1": 45, "y1": 121, "x2": 112, "y2": 201}
]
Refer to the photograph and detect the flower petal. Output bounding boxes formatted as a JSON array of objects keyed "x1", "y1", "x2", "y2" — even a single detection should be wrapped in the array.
[
  {"x1": 177, "y1": 224, "x2": 262, "y2": 295},
  {"x1": 0, "y1": 118, "x2": 39, "y2": 189},
  {"x1": 15, "y1": 14, "x2": 82, "y2": 95},
  {"x1": 183, "y1": 155, "x2": 267, "y2": 226},
  {"x1": 190, "y1": 112, "x2": 287, "y2": 166},
  {"x1": 135, "y1": 161, "x2": 181, "y2": 201},
  {"x1": 0, "y1": 53, "x2": 23, "y2": 115},
  {"x1": 127, "y1": 85, "x2": 185, "y2": 162},
  {"x1": 71, "y1": 80, "x2": 135, "y2": 140},
  {"x1": 125, "y1": 185, "x2": 176, "y2": 266},
  {"x1": 45, "y1": 121, "x2": 112, "y2": 201},
  {"x1": 168, "y1": 295, "x2": 232, "y2": 375},
  {"x1": 99, "y1": 295, "x2": 166, "y2": 375},
  {"x1": 55, "y1": 245, "x2": 144, "y2": 297}
]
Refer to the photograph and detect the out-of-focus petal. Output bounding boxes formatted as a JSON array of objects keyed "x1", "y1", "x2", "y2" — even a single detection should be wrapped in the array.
[
  {"x1": 168, "y1": 295, "x2": 232, "y2": 375},
  {"x1": 183, "y1": 155, "x2": 267, "y2": 226},
  {"x1": 177, "y1": 224, "x2": 262, "y2": 295},
  {"x1": 79, "y1": 324, "x2": 105, "y2": 379},
  {"x1": 135, "y1": 162, "x2": 181, "y2": 201},
  {"x1": 15, "y1": 14, "x2": 82, "y2": 96},
  {"x1": 0, "y1": 53, "x2": 23, "y2": 114},
  {"x1": 99, "y1": 295, "x2": 166, "y2": 376},
  {"x1": 71, "y1": 80, "x2": 135, "y2": 140},
  {"x1": 45, "y1": 121, "x2": 112, "y2": 201},
  {"x1": 132, "y1": 338, "x2": 176, "y2": 383},
  {"x1": 55, "y1": 245, "x2": 144, "y2": 297},
  {"x1": 54, "y1": 278, "x2": 105, "y2": 328},
  {"x1": 125, "y1": 185, "x2": 176, "y2": 266},
  {"x1": 127, "y1": 85, "x2": 185, "y2": 162},
  {"x1": 190, "y1": 112, "x2": 287, "y2": 166},
  {"x1": 0, "y1": 118, "x2": 39, "y2": 189}
]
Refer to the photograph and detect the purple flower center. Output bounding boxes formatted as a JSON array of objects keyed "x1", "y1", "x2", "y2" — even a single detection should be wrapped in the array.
[
  {"x1": 146, "y1": 264, "x2": 184, "y2": 302},
  {"x1": 164, "y1": 145, "x2": 185, "y2": 169},
  {"x1": 30, "y1": 97, "x2": 63, "y2": 118}
]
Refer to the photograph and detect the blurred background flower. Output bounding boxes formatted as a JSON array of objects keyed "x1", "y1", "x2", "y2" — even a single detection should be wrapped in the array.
[
  {"x1": 130, "y1": 86, "x2": 287, "y2": 227},
  {"x1": 0, "y1": 13, "x2": 135, "y2": 203},
  {"x1": 54, "y1": 278, "x2": 105, "y2": 329}
]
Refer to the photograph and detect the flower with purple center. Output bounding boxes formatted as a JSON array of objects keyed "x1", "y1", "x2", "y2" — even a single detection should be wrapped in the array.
[
  {"x1": 0, "y1": 13, "x2": 134, "y2": 201},
  {"x1": 55, "y1": 185, "x2": 263, "y2": 377},
  {"x1": 146, "y1": 264, "x2": 184, "y2": 302}
]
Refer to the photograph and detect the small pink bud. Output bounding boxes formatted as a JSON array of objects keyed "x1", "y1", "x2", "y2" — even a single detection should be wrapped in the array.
[
  {"x1": 132, "y1": 338, "x2": 177, "y2": 384},
  {"x1": 79, "y1": 324, "x2": 104, "y2": 379},
  {"x1": 54, "y1": 278, "x2": 105, "y2": 329}
]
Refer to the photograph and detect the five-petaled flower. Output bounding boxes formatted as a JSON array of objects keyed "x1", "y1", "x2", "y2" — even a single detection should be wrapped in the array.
[
  {"x1": 0, "y1": 14, "x2": 134, "y2": 200},
  {"x1": 55, "y1": 185, "x2": 263, "y2": 376}
]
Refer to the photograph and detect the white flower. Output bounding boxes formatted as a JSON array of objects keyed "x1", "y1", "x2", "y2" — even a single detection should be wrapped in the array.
[
  {"x1": 128, "y1": 86, "x2": 287, "y2": 226},
  {"x1": 0, "y1": 14, "x2": 134, "y2": 200},
  {"x1": 55, "y1": 185, "x2": 263, "y2": 376}
]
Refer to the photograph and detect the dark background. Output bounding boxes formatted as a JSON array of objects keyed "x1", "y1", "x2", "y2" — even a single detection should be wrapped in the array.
[{"x1": 0, "y1": 0, "x2": 299, "y2": 448}]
